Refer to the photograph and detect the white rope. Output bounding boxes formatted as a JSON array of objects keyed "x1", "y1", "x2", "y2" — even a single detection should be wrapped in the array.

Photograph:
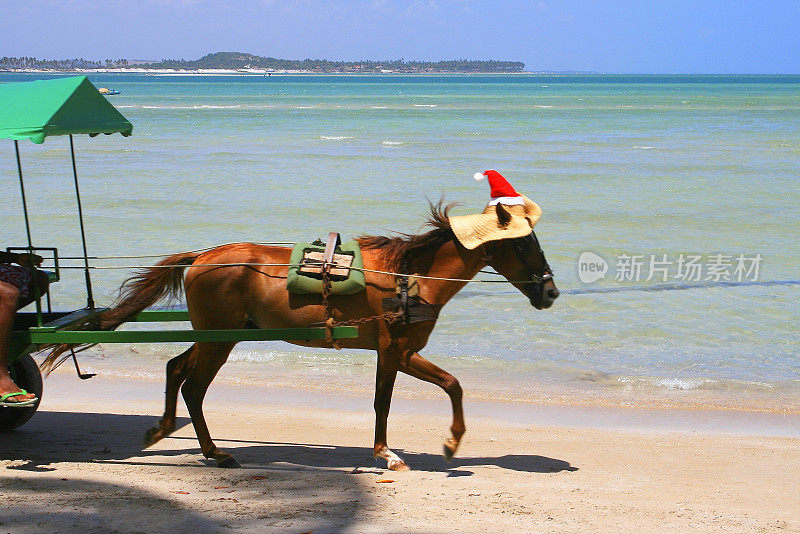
[
  {"x1": 53, "y1": 262, "x2": 520, "y2": 284},
  {"x1": 55, "y1": 242, "x2": 296, "y2": 260}
]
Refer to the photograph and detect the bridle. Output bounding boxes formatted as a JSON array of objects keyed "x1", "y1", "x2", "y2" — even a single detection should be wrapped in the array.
[{"x1": 486, "y1": 231, "x2": 554, "y2": 300}]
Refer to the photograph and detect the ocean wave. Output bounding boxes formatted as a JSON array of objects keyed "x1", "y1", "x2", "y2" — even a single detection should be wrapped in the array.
[
  {"x1": 633, "y1": 145, "x2": 657, "y2": 150},
  {"x1": 320, "y1": 135, "x2": 355, "y2": 140},
  {"x1": 227, "y1": 349, "x2": 282, "y2": 363},
  {"x1": 382, "y1": 140, "x2": 404, "y2": 147},
  {"x1": 413, "y1": 104, "x2": 437, "y2": 107},
  {"x1": 370, "y1": 106, "x2": 389, "y2": 109},
  {"x1": 121, "y1": 104, "x2": 263, "y2": 110},
  {"x1": 137, "y1": 104, "x2": 243, "y2": 109},
  {"x1": 615, "y1": 375, "x2": 784, "y2": 393},
  {"x1": 656, "y1": 378, "x2": 715, "y2": 390}
]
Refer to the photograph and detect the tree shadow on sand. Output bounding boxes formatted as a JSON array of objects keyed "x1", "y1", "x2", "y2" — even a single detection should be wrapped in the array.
[
  {"x1": 0, "y1": 475, "x2": 370, "y2": 533},
  {"x1": 0, "y1": 411, "x2": 577, "y2": 475},
  {"x1": 0, "y1": 478, "x2": 220, "y2": 532},
  {"x1": 1, "y1": 412, "x2": 375, "y2": 532}
]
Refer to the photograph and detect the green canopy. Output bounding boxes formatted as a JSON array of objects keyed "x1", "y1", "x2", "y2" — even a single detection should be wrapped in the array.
[{"x1": 0, "y1": 76, "x2": 132, "y2": 144}]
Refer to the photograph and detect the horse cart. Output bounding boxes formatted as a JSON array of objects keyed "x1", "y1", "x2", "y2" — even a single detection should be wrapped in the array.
[
  {"x1": 1, "y1": 76, "x2": 358, "y2": 432},
  {"x1": 3, "y1": 75, "x2": 557, "y2": 471}
]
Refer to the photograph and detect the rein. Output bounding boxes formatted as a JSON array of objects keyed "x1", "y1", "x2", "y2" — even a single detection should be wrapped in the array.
[
  {"x1": 56, "y1": 262, "x2": 542, "y2": 284},
  {"x1": 509, "y1": 232, "x2": 554, "y2": 285},
  {"x1": 483, "y1": 231, "x2": 554, "y2": 302}
]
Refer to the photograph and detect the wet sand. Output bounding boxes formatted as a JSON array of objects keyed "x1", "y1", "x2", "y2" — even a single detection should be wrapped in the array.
[{"x1": 1, "y1": 373, "x2": 798, "y2": 533}]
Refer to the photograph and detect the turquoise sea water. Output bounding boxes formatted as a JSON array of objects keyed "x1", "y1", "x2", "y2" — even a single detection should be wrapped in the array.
[{"x1": 2, "y1": 74, "x2": 798, "y2": 409}]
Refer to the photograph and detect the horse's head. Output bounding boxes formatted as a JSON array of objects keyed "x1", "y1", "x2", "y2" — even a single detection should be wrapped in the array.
[{"x1": 483, "y1": 213, "x2": 559, "y2": 310}]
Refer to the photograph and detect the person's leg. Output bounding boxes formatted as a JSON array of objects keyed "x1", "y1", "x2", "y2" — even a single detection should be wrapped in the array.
[
  {"x1": 0, "y1": 280, "x2": 37, "y2": 402},
  {"x1": 0, "y1": 280, "x2": 36, "y2": 402},
  {"x1": 16, "y1": 270, "x2": 49, "y2": 309}
]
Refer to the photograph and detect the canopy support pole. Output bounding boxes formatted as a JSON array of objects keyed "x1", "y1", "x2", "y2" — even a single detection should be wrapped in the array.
[
  {"x1": 14, "y1": 141, "x2": 43, "y2": 325},
  {"x1": 69, "y1": 135, "x2": 95, "y2": 309}
]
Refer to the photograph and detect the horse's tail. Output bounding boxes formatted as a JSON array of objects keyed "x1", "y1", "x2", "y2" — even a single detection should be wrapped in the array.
[
  {"x1": 40, "y1": 252, "x2": 200, "y2": 374},
  {"x1": 98, "y1": 252, "x2": 199, "y2": 330}
]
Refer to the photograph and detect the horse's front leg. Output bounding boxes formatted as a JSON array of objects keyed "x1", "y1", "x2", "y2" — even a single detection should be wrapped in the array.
[
  {"x1": 400, "y1": 352, "x2": 465, "y2": 461},
  {"x1": 372, "y1": 363, "x2": 409, "y2": 471}
]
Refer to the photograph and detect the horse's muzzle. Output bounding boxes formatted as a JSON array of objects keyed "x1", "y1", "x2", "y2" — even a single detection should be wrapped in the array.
[{"x1": 529, "y1": 281, "x2": 559, "y2": 310}]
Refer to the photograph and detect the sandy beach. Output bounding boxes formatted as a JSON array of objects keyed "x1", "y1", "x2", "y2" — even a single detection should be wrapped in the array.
[{"x1": 0, "y1": 372, "x2": 797, "y2": 533}]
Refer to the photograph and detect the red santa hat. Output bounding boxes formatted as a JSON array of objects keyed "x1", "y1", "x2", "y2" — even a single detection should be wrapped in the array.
[{"x1": 473, "y1": 170, "x2": 526, "y2": 206}]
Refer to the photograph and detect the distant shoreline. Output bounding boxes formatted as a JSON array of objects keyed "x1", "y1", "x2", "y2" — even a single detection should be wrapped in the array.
[
  {"x1": 2, "y1": 69, "x2": 797, "y2": 77},
  {"x1": 0, "y1": 68, "x2": 550, "y2": 76}
]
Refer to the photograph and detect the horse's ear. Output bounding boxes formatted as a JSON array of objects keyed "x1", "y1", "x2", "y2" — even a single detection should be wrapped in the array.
[{"x1": 495, "y1": 204, "x2": 512, "y2": 229}]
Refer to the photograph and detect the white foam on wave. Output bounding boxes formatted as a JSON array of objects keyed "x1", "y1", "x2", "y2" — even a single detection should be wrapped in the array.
[
  {"x1": 633, "y1": 145, "x2": 657, "y2": 150},
  {"x1": 617, "y1": 376, "x2": 707, "y2": 390},
  {"x1": 656, "y1": 378, "x2": 712, "y2": 390},
  {"x1": 137, "y1": 104, "x2": 244, "y2": 109},
  {"x1": 413, "y1": 104, "x2": 437, "y2": 107},
  {"x1": 227, "y1": 349, "x2": 282, "y2": 363},
  {"x1": 382, "y1": 140, "x2": 404, "y2": 147},
  {"x1": 533, "y1": 105, "x2": 554, "y2": 108},
  {"x1": 615, "y1": 375, "x2": 774, "y2": 392},
  {"x1": 293, "y1": 106, "x2": 314, "y2": 109},
  {"x1": 370, "y1": 106, "x2": 389, "y2": 109},
  {"x1": 320, "y1": 135, "x2": 355, "y2": 140}
]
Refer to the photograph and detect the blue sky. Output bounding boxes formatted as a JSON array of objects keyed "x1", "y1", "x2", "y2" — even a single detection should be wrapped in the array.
[{"x1": 3, "y1": 0, "x2": 799, "y2": 73}]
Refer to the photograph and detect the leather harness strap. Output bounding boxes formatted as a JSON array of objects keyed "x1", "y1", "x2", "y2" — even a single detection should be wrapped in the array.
[
  {"x1": 381, "y1": 272, "x2": 440, "y2": 324},
  {"x1": 318, "y1": 232, "x2": 405, "y2": 347},
  {"x1": 322, "y1": 232, "x2": 341, "y2": 272},
  {"x1": 508, "y1": 231, "x2": 553, "y2": 302}
]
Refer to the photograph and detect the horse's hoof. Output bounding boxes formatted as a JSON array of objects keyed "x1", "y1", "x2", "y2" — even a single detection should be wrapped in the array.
[
  {"x1": 216, "y1": 454, "x2": 241, "y2": 469},
  {"x1": 443, "y1": 439, "x2": 459, "y2": 462},
  {"x1": 143, "y1": 427, "x2": 162, "y2": 448},
  {"x1": 388, "y1": 459, "x2": 410, "y2": 472}
]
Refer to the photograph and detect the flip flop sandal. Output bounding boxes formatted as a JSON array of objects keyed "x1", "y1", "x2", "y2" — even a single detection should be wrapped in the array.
[{"x1": 0, "y1": 390, "x2": 38, "y2": 408}]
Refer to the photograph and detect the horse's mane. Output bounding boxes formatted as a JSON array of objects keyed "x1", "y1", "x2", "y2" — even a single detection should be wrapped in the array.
[{"x1": 356, "y1": 199, "x2": 457, "y2": 274}]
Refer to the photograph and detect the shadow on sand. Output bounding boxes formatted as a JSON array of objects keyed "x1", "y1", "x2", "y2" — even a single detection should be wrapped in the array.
[
  {"x1": 0, "y1": 478, "x2": 236, "y2": 532},
  {"x1": 1, "y1": 411, "x2": 577, "y2": 475},
  {"x1": 0, "y1": 411, "x2": 379, "y2": 532}
]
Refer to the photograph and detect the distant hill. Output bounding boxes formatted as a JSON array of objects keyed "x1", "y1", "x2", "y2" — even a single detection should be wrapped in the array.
[{"x1": 139, "y1": 52, "x2": 525, "y2": 73}]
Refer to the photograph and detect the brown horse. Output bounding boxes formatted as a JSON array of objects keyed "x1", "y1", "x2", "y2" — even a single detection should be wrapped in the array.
[{"x1": 47, "y1": 202, "x2": 558, "y2": 469}]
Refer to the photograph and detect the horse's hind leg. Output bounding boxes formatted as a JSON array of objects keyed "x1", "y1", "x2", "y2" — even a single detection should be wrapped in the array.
[
  {"x1": 400, "y1": 352, "x2": 465, "y2": 461},
  {"x1": 181, "y1": 341, "x2": 239, "y2": 468},
  {"x1": 143, "y1": 345, "x2": 196, "y2": 447}
]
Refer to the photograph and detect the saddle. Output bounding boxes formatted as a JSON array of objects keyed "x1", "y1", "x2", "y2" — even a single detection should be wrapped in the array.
[{"x1": 286, "y1": 232, "x2": 366, "y2": 295}]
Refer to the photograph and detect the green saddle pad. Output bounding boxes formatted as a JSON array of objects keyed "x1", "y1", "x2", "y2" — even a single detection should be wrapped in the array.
[{"x1": 286, "y1": 240, "x2": 366, "y2": 295}]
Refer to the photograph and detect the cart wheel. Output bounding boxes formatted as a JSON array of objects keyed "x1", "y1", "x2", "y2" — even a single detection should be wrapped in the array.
[{"x1": 0, "y1": 355, "x2": 43, "y2": 432}]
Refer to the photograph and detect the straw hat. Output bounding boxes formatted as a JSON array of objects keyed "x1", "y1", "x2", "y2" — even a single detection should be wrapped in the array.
[{"x1": 449, "y1": 170, "x2": 542, "y2": 250}]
